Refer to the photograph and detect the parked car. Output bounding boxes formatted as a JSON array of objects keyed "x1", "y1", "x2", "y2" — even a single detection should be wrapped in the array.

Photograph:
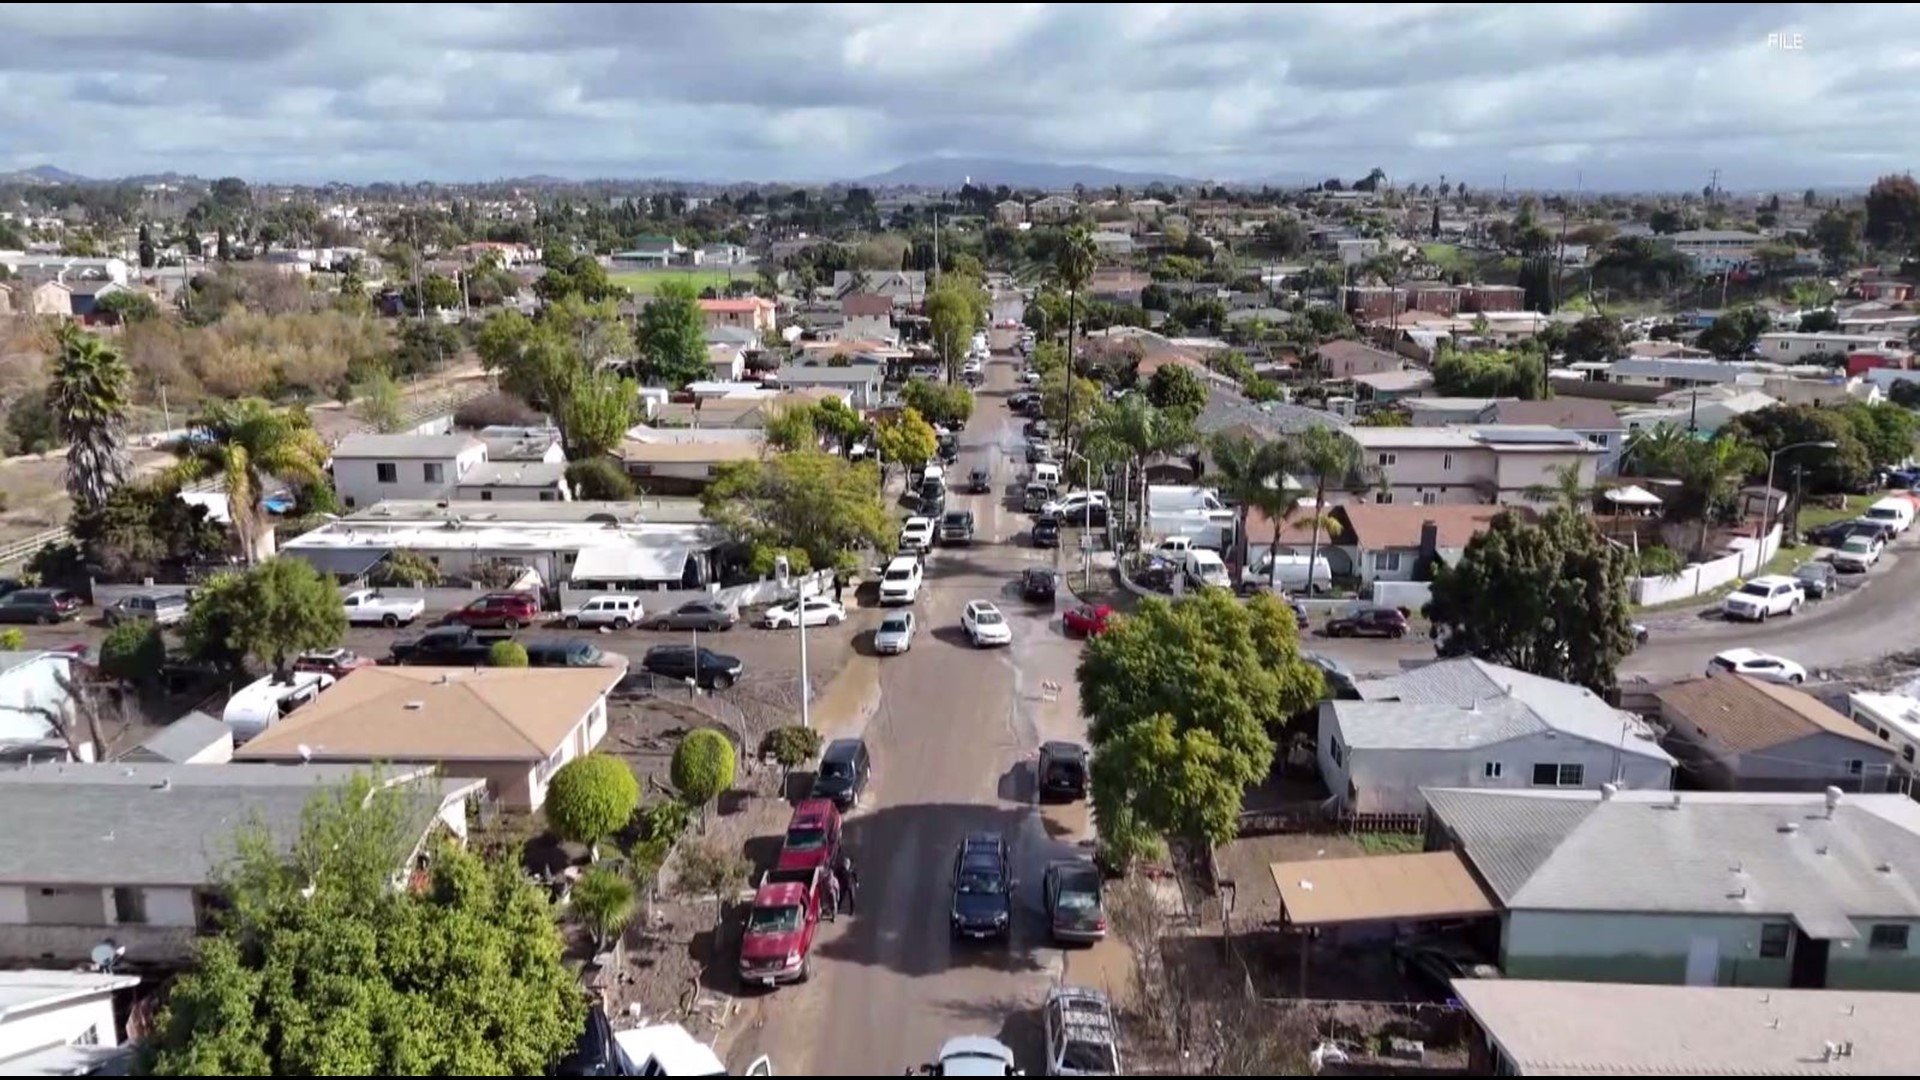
[
  {"x1": 1794, "y1": 560, "x2": 1839, "y2": 598},
  {"x1": 880, "y1": 556, "x2": 926, "y2": 605},
  {"x1": 761, "y1": 596, "x2": 847, "y2": 630},
  {"x1": 1038, "y1": 740, "x2": 1089, "y2": 801},
  {"x1": 738, "y1": 865, "x2": 825, "y2": 988},
  {"x1": 560, "y1": 594, "x2": 643, "y2": 630},
  {"x1": 1043, "y1": 862, "x2": 1107, "y2": 945},
  {"x1": 874, "y1": 611, "x2": 916, "y2": 655},
  {"x1": 1391, "y1": 941, "x2": 1501, "y2": 1001},
  {"x1": 1061, "y1": 604, "x2": 1115, "y2": 638},
  {"x1": 291, "y1": 648, "x2": 377, "y2": 678},
  {"x1": 776, "y1": 799, "x2": 842, "y2": 874},
  {"x1": 950, "y1": 832, "x2": 1014, "y2": 941},
  {"x1": 912, "y1": 1036, "x2": 1020, "y2": 1077},
  {"x1": 1324, "y1": 607, "x2": 1409, "y2": 639},
  {"x1": 1301, "y1": 651, "x2": 1359, "y2": 700},
  {"x1": 340, "y1": 588, "x2": 426, "y2": 628},
  {"x1": 1021, "y1": 567, "x2": 1057, "y2": 603},
  {"x1": 1031, "y1": 514, "x2": 1061, "y2": 548},
  {"x1": 1708, "y1": 647, "x2": 1808, "y2": 685},
  {"x1": 444, "y1": 591, "x2": 542, "y2": 630},
  {"x1": 899, "y1": 515, "x2": 938, "y2": 554},
  {"x1": 809, "y1": 737, "x2": 872, "y2": 810},
  {"x1": 941, "y1": 510, "x2": 977, "y2": 545},
  {"x1": 1720, "y1": 575, "x2": 1804, "y2": 622},
  {"x1": 962, "y1": 600, "x2": 1012, "y2": 647},
  {"x1": 967, "y1": 467, "x2": 992, "y2": 494},
  {"x1": 645, "y1": 599, "x2": 738, "y2": 632},
  {"x1": 105, "y1": 591, "x2": 190, "y2": 628},
  {"x1": 0, "y1": 588, "x2": 87, "y2": 625},
  {"x1": 1832, "y1": 535, "x2": 1883, "y2": 573},
  {"x1": 388, "y1": 625, "x2": 512, "y2": 666},
  {"x1": 223, "y1": 670, "x2": 335, "y2": 743},
  {"x1": 1042, "y1": 986, "x2": 1121, "y2": 1076},
  {"x1": 640, "y1": 644, "x2": 744, "y2": 690},
  {"x1": 523, "y1": 640, "x2": 620, "y2": 668}
]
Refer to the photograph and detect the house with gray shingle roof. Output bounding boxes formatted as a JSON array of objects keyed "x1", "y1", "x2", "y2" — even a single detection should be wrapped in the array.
[
  {"x1": 1425, "y1": 786, "x2": 1920, "y2": 989},
  {"x1": 1319, "y1": 658, "x2": 1673, "y2": 815}
]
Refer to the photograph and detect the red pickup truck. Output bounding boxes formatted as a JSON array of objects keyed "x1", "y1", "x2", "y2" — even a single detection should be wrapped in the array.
[
  {"x1": 737, "y1": 866, "x2": 825, "y2": 987},
  {"x1": 776, "y1": 799, "x2": 842, "y2": 874}
]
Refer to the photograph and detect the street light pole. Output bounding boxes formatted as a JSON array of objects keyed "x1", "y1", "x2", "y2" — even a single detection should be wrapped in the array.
[
  {"x1": 1762, "y1": 440, "x2": 1838, "y2": 548},
  {"x1": 777, "y1": 555, "x2": 812, "y2": 729}
]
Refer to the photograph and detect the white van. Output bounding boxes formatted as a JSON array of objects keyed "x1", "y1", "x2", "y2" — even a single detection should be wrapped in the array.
[
  {"x1": 879, "y1": 555, "x2": 924, "y2": 605},
  {"x1": 1031, "y1": 462, "x2": 1061, "y2": 488},
  {"x1": 223, "y1": 670, "x2": 336, "y2": 744},
  {"x1": 561, "y1": 594, "x2": 644, "y2": 629},
  {"x1": 1255, "y1": 552, "x2": 1334, "y2": 592},
  {"x1": 1181, "y1": 549, "x2": 1231, "y2": 590},
  {"x1": 1865, "y1": 497, "x2": 1915, "y2": 534}
]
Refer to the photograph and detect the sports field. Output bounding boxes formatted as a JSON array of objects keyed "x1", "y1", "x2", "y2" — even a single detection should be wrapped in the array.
[{"x1": 609, "y1": 268, "x2": 740, "y2": 295}]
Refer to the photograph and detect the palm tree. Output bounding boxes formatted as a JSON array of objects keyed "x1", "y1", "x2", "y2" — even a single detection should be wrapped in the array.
[
  {"x1": 1523, "y1": 461, "x2": 1606, "y2": 514},
  {"x1": 1622, "y1": 422, "x2": 1692, "y2": 477},
  {"x1": 47, "y1": 325, "x2": 132, "y2": 517},
  {"x1": 1673, "y1": 435, "x2": 1765, "y2": 558},
  {"x1": 177, "y1": 398, "x2": 330, "y2": 563},
  {"x1": 1052, "y1": 226, "x2": 1098, "y2": 457},
  {"x1": 1208, "y1": 432, "x2": 1302, "y2": 582},
  {"x1": 1292, "y1": 426, "x2": 1367, "y2": 592},
  {"x1": 1084, "y1": 397, "x2": 1194, "y2": 549}
]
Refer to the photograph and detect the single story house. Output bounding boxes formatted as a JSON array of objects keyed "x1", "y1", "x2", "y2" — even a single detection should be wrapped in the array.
[
  {"x1": 768, "y1": 365, "x2": 884, "y2": 408},
  {"x1": 707, "y1": 342, "x2": 747, "y2": 382},
  {"x1": 26, "y1": 280, "x2": 71, "y2": 318},
  {"x1": 1659, "y1": 676, "x2": 1897, "y2": 793},
  {"x1": 452, "y1": 460, "x2": 571, "y2": 503},
  {"x1": 830, "y1": 270, "x2": 924, "y2": 304},
  {"x1": 117, "y1": 710, "x2": 233, "y2": 765},
  {"x1": 840, "y1": 293, "x2": 895, "y2": 341},
  {"x1": 1316, "y1": 339, "x2": 1407, "y2": 379},
  {"x1": 1425, "y1": 786, "x2": 1920, "y2": 989},
  {"x1": 329, "y1": 433, "x2": 487, "y2": 511},
  {"x1": 1335, "y1": 503, "x2": 1524, "y2": 588},
  {"x1": 0, "y1": 969, "x2": 143, "y2": 1075},
  {"x1": 613, "y1": 430, "x2": 762, "y2": 494},
  {"x1": 234, "y1": 667, "x2": 623, "y2": 812},
  {"x1": 1403, "y1": 397, "x2": 1498, "y2": 426},
  {"x1": 1320, "y1": 659, "x2": 1674, "y2": 814},
  {"x1": 1350, "y1": 368, "x2": 1435, "y2": 403},
  {"x1": 476, "y1": 426, "x2": 566, "y2": 464},
  {"x1": 0, "y1": 763, "x2": 479, "y2": 963},
  {"x1": 697, "y1": 297, "x2": 776, "y2": 335}
]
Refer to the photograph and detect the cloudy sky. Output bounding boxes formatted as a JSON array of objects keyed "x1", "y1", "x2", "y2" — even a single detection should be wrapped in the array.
[{"x1": 0, "y1": 2, "x2": 1901, "y2": 189}]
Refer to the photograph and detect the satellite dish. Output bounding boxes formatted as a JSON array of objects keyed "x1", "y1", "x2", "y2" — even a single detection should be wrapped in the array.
[{"x1": 89, "y1": 941, "x2": 123, "y2": 973}]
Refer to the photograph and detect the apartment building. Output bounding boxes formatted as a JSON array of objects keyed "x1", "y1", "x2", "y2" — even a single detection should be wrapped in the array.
[{"x1": 1350, "y1": 425, "x2": 1601, "y2": 507}]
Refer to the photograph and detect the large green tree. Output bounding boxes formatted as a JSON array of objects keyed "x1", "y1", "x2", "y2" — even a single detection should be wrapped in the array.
[
  {"x1": 1144, "y1": 363, "x2": 1209, "y2": 417},
  {"x1": 1696, "y1": 306, "x2": 1771, "y2": 360},
  {"x1": 1724, "y1": 403, "x2": 1870, "y2": 493},
  {"x1": 1425, "y1": 509, "x2": 1637, "y2": 694},
  {"x1": 1865, "y1": 174, "x2": 1920, "y2": 254},
  {"x1": 635, "y1": 279, "x2": 712, "y2": 389},
  {"x1": 1078, "y1": 590, "x2": 1322, "y2": 863},
  {"x1": 901, "y1": 379, "x2": 974, "y2": 428},
  {"x1": 545, "y1": 753, "x2": 640, "y2": 857},
  {"x1": 926, "y1": 279, "x2": 981, "y2": 384},
  {"x1": 703, "y1": 449, "x2": 892, "y2": 571},
  {"x1": 872, "y1": 408, "x2": 938, "y2": 476},
  {"x1": 560, "y1": 369, "x2": 639, "y2": 460},
  {"x1": 47, "y1": 324, "x2": 133, "y2": 517},
  {"x1": 1083, "y1": 397, "x2": 1193, "y2": 549},
  {"x1": 1052, "y1": 226, "x2": 1098, "y2": 456},
  {"x1": 176, "y1": 399, "x2": 329, "y2": 563},
  {"x1": 182, "y1": 558, "x2": 347, "y2": 675},
  {"x1": 141, "y1": 776, "x2": 582, "y2": 1075}
]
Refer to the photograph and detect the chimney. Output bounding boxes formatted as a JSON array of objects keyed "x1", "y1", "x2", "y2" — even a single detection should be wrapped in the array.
[
  {"x1": 1825, "y1": 786, "x2": 1844, "y2": 817},
  {"x1": 1599, "y1": 783, "x2": 1618, "y2": 801}
]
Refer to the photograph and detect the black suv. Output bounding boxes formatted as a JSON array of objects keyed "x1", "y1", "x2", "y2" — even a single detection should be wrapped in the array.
[
  {"x1": 967, "y1": 467, "x2": 992, "y2": 494},
  {"x1": 641, "y1": 645, "x2": 744, "y2": 690},
  {"x1": 1038, "y1": 741, "x2": 1089, "y2": 802},
  {"x1": 809, "y1": 737, "x2": 872, "y2": 809},
  {"x1": 941, "y1": 510, "x2": 976, "y2": 545},
  {"x1": 1021, "y1": 567, "x2": 1057, "y2": 603},
  {"x1": 919, "y1": 484, "x2": 947, "y2": 517},
  {"x1": 950, "y1": 832, "x2": 1014, "y2": 941},
  {"x1": 1031, "y1": 514, "x2": 1061, "y2": 548}
]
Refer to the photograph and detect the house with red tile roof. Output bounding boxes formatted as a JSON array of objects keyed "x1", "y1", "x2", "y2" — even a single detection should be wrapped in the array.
[{"x1": 698, "y1": 297, "x2": 776, "y2": 335}]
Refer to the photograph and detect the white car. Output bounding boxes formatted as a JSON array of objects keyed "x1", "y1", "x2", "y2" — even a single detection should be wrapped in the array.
[
  {"x1": 919, "y1": 1035, "x2": 1021, "y2": 1077},
  {"x1": 880, "y1": 556, "x2": 925, "y2": 605},
  {"x1": 1020, "y1": 369, "x2": 1042, "y2": 385},
  {"x1": 340, "y1": 588, "x2": 426, "y2": 628},
  {"x1": 1720, "y1": 575, "x2": 1804, "y2": 622},
  {"x1": 874, "y1": 611, "x2": 916, "y2": 654},
  {"x1": 1831, "y1": 536, "x2": 1882, "y2": 573},
  {"x1": 1043, "y1": 987, "x2": 1121, "y2": 1077},
  {"x1": 1043, "y1": 491, "x2": 1110, "y2": 524},
  {"x1": 1708, "y1": 647, "x2": 1808, "y2": 685},
  {"x1": 962, "y1": 600, "x2": 1012, "y2": 647},
  {"x1": 761, "y1": 596, "x2": 847, "y2": 629},
  {"x1": 561, "y1": 594, "x2": 643, "y2": 630},
  {"x1": 900, "y1": 516, "x2": 937, "y2": 554}
]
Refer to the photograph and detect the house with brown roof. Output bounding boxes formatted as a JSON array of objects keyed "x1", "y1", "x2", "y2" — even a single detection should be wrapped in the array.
[
  {"x1": 1335, "y1": 503, "x2": 1526, "y2": 588},
  {"x1": 1492, "y1": 398, "x2": 1628, "y2": 475},
  {"x1": 840, "y1": 293, "x2": 895, "y2": 340},
  {"x1": 233, "y1": 667, "x2": 624, "y2": 811},
  {"x1": 612, "y1": 432, "x2": 762, "y2": 494},
  {"x1": 1316, "y1": 339, "x2": 1407, "y2": 379},
  {"x1": 1658, "y1": 676, "x2": 1897, "y2": 793}
]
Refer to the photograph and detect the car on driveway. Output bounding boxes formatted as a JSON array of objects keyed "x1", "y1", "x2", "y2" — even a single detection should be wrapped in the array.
[
  {"x1": 1043, "y1": 861, "x2": 1107, "y2": 944},
  {"x1": 962, "y1": 600, "x2": 1013, "y2": 647},
  {"x1": 1324, "y1": 607, "x2": 1409, "y2": 639},
  {"x1": 1062, "y1": 604, "x2": 1115, "y2": 638},
  {"x1": 105, "y1": 591, "x2": 191, "y2": 628},
  {"x1": 1720, "y1": 575, "x2": 1803, "y2": 622},
  {"x1": 646, "y1": 599, "x2": 738, "y2": 632},
  {"x1": 1794, "y1": 560, "x2": 1839, "y2": 598},
  {"x1": 640, "y1": 644, "x2": 743, "y2": 689},
  {"x1": 1708, "y1": 647, "x2": 1808, "y2": 685},
  {"x1": 1832, "y1": 535, "x2": 1883, "y2": 573},
  {"x1": 761, "y1": 596, "x2": 846, "y2": 629},
  {"x1": 950, "y1": 832, "x2": 1014, "y2": 941},
  {"x1": 1021, "y1": 567, "x2": 1057, "y2": 603},
  {"x1": 874, "y1": 611, "x2": 916, "y2": 655},
  {"x1": 0, "y1": 588, "x2": 83, "y2": 625},
  {"x1": 1042, "y1": 986, "x2": 1122, "y2": 1075}
]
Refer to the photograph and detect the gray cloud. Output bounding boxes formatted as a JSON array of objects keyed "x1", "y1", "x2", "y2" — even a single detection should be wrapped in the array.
[{"x1": 0, "y1": 2, "x2": 1901, "y2": 188}]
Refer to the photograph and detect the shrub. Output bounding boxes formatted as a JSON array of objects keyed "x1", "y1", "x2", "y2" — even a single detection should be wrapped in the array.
[
  {"x1": 0, "y1": 628, "x2": 22, "y2": 650},
  {"x1": 454, "y1": 391, "x2": 540, "y2": 429},
  {"x1": 371, "y1": 548, "x2": 441, "y2": 588},
  {"x1": 759, "y1": 726, "x2": 822, "y2": 771},
  {"x1": 545, "y1": 754, "x2": 640, "y2": 851},
  {"x1": 571, "y1": 865, "x2": 636, "y2": 948},
  {"x1": 488, "y1": 640, "x2": 528, "y2": 667},
  {"x1": 566, "y1": 458, "x2": 635, "y2": 500},
  {"x1": 467, "y1": 560, "x2": 526, "y2": 589},
  {"x1": 99, "y1": 619, "x2": 166, "y2": 687},
  {"x1": 671, "y1": 838, "x2": 750, "y2": 900},
  {"x1": 4, "y1": 392, "x2": 56, "y2": 455},
  {"x1": 670, "y1": 729, "x2": 737, "y2": 814}
]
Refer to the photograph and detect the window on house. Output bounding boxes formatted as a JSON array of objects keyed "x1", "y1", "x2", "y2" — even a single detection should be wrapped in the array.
[
  {"x1": 1329, "y1": 737, "x2": 1345, "y2": 768},
  {"x1": 479, "y1": 490, "x2": 493, "y2": 501},
  {"x1": 1373, "y1": 552, "x2": 1403, "y2": 573},
  {"x1": 1591, "y1": 433, "x2": 1610, "y2": 447},
  {"x1": 1442, "y1": 452, "x2": 1453, "y2": 471},
  {"x1": 423, "y1": 462, "x2": 444, "y2": 484},
  {"x1": 1377, "y1": 452, "x2": 1397, "y2": 467},
  {"x1": 1904, "y1": 745, "x2": 1915, "y2": 764},
  {"x1": 1881, "y1": 728, "x2": 1892, "y2": 741},
  {"x1": 1558, "y1": 763, "x2": 1584, "y2": 786},
  {"x1": 1378, "y1": 492, "x2": 1394, "y2": 505},
  {"x1": 376, "y1": 462, "x2": 398, "y2": 484},
  {"x1": 1759, "y1": 922, "x2": 1792, "y2": 959},
  {"x1": 112, "y1": 887, "x2": 147, "y2": 925},
  {"x1": 1483, "y1": 762, "x2": 1504, "y2": 780},
  {"x1": 1870, "y1": 924, "x2": 1910, "y2": 951},
  {"x1": 1421, "y1": 491, "x2": 1438, "y2": 505},
  {"x1": 1531, "y1": 763, "x2": 1557, "y2": 786},
  {"x1": 1848, "y1": 759, "x2": 1865, "y2": 776},
  {"x1": 539, "y1": 491, "x2": 557, "y2": 502},
  {"x1": 1531, "y1": 763, "x2": 1585, "y2": 787}
]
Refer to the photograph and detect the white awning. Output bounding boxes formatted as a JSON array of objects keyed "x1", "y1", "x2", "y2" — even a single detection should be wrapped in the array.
[
  {"x1": 1606, "y1": 485, "x2": 1664, "y2": 507},
  {"x1": 570, "y1": 545, "x2": 690, "y2": 583}
]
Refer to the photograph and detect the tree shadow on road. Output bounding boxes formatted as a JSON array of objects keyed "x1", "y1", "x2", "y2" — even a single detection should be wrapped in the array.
[{"x1": 929, "y1": 993, "x2": 1052, "y2": 1071}]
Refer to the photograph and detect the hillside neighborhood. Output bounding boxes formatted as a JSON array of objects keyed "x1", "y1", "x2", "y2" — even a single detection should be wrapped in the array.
[{"x1": 8, "y1": 28, "x2": 1920, "y2": 1076}]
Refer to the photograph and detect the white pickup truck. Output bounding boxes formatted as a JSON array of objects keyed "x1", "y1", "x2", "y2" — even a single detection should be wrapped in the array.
[{"x1": 341, "y1": 588, "x2": 427, "y2": 628}]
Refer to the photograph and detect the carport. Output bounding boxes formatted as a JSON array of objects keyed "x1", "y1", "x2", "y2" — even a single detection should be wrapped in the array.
[{"x1": 1269, "y1": 850, "x2": 1499, "y2": 996}]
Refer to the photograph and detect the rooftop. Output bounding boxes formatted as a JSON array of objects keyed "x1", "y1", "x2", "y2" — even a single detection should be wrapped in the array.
[
  {"x1": 1425, "y1": 787, "x2": 1920, "y2": 935},
  {"x1": 1660, "y1": 675, "x2": 1887, "y2": 755},
  {"x1": 1336, "y1": 503, "x2": 1528, "y2": 550},
  {"x1": 1316, "y1": 339, "x2": 1404, "y2": 367},
  {"x1": 455, "y1": 460, "x2": 568, "y2": 489},
  {"x1": 0, "y1": 763, "x2": 473, "y2": 887},
  {"x1": 1197, "y1": 387, "x2": 1351, "y2": 439},
  {"x1": 118, "y1": 709, "x2": 230, "y2": 764},
  {"x1": 1347, "y1": 658, "x2": 1670, "y2": 762},
  {"x1": 1454, "y1": 979, "x2": 1920, "y2": 1076},
  {"x1": 1350, "y1": 369, "x2": 1436, "y2": 394},
  {"x1": 770, "y1": 365, "x2": 885, "y2": 384},
  {"x1": 283, "y1": 505, "x2": 718, "y2": 558},
  {"x1": 1271, "y1": 850, "x2": 1496, "y2": 927},
  {"x1": 1491, "y1": 397, "x2": 1624, "y2": 430},
  {"x1": 333, "y1": 433, "x2": 484, "y2": 459}
]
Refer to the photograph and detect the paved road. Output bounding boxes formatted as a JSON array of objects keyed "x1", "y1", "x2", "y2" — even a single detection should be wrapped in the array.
[{"x1": 730, "y1": 351, "x2": 1094, "y2": 1074}]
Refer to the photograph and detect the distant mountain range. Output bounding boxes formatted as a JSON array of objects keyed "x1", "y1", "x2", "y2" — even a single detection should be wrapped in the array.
[
  {"x1": 856, "y1": 156, "x2": 1203, "y2": 190},
  {"x1": 0, "y1": 164, "x2": 92, "y2": 185}
]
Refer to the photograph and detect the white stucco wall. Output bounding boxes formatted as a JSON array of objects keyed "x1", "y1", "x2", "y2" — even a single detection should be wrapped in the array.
[
  {"x1": 0, "y1": 886, "x2": 28, "y2": 924},
  {"x1": 1337, "y1": 732, "x2": 1673, "y2": 815},
  {"x1": 334, "y1": 444, "x2": 487, "y2": 509},
  {"x1": 0, "y1": 654, "x2": 74, "y2": 744},
  {"x1": 0, "y1": 994, "x2": 123, "y2": 1058},
  {"x1": 142, "y1": 887, "x2": 198, "y2": 929}
]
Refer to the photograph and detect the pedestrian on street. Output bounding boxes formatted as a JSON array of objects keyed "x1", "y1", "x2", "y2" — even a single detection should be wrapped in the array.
[
  {"x1": 833, "y1": 572, "x2": 845, "y2": 605},
  {"x1": 824, "y1": 868, "x2": 842, "y2": 922},
  {"x1": 834, "y1": 852, "x2": 859, "y2": 914}
]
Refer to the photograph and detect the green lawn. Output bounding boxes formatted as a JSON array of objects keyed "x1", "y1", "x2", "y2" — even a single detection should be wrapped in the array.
[
  {"x1": 609, "y1": 268, "x2": 741, "y2": 296},
  {"x1": 1420, "y1": 243, "x2": 1468, "y2": 273},
  {"x1": 1354, "y1": 832, "x2": 1424, "y2": 856},
  {"x1": 1633, "y1": 542, "x2": 1807, "y2": 614},
  {"x1": 1797, "y1": 495, "x2": 1869, "y2": 534}
]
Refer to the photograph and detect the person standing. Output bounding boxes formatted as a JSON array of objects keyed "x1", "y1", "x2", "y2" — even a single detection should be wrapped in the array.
[
  {"x1": 833, "y1": 851, "x2": 858, "y2": 915},
  {"x1": 823, "y1": 867, "x2": 841, "y2": 922}
]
